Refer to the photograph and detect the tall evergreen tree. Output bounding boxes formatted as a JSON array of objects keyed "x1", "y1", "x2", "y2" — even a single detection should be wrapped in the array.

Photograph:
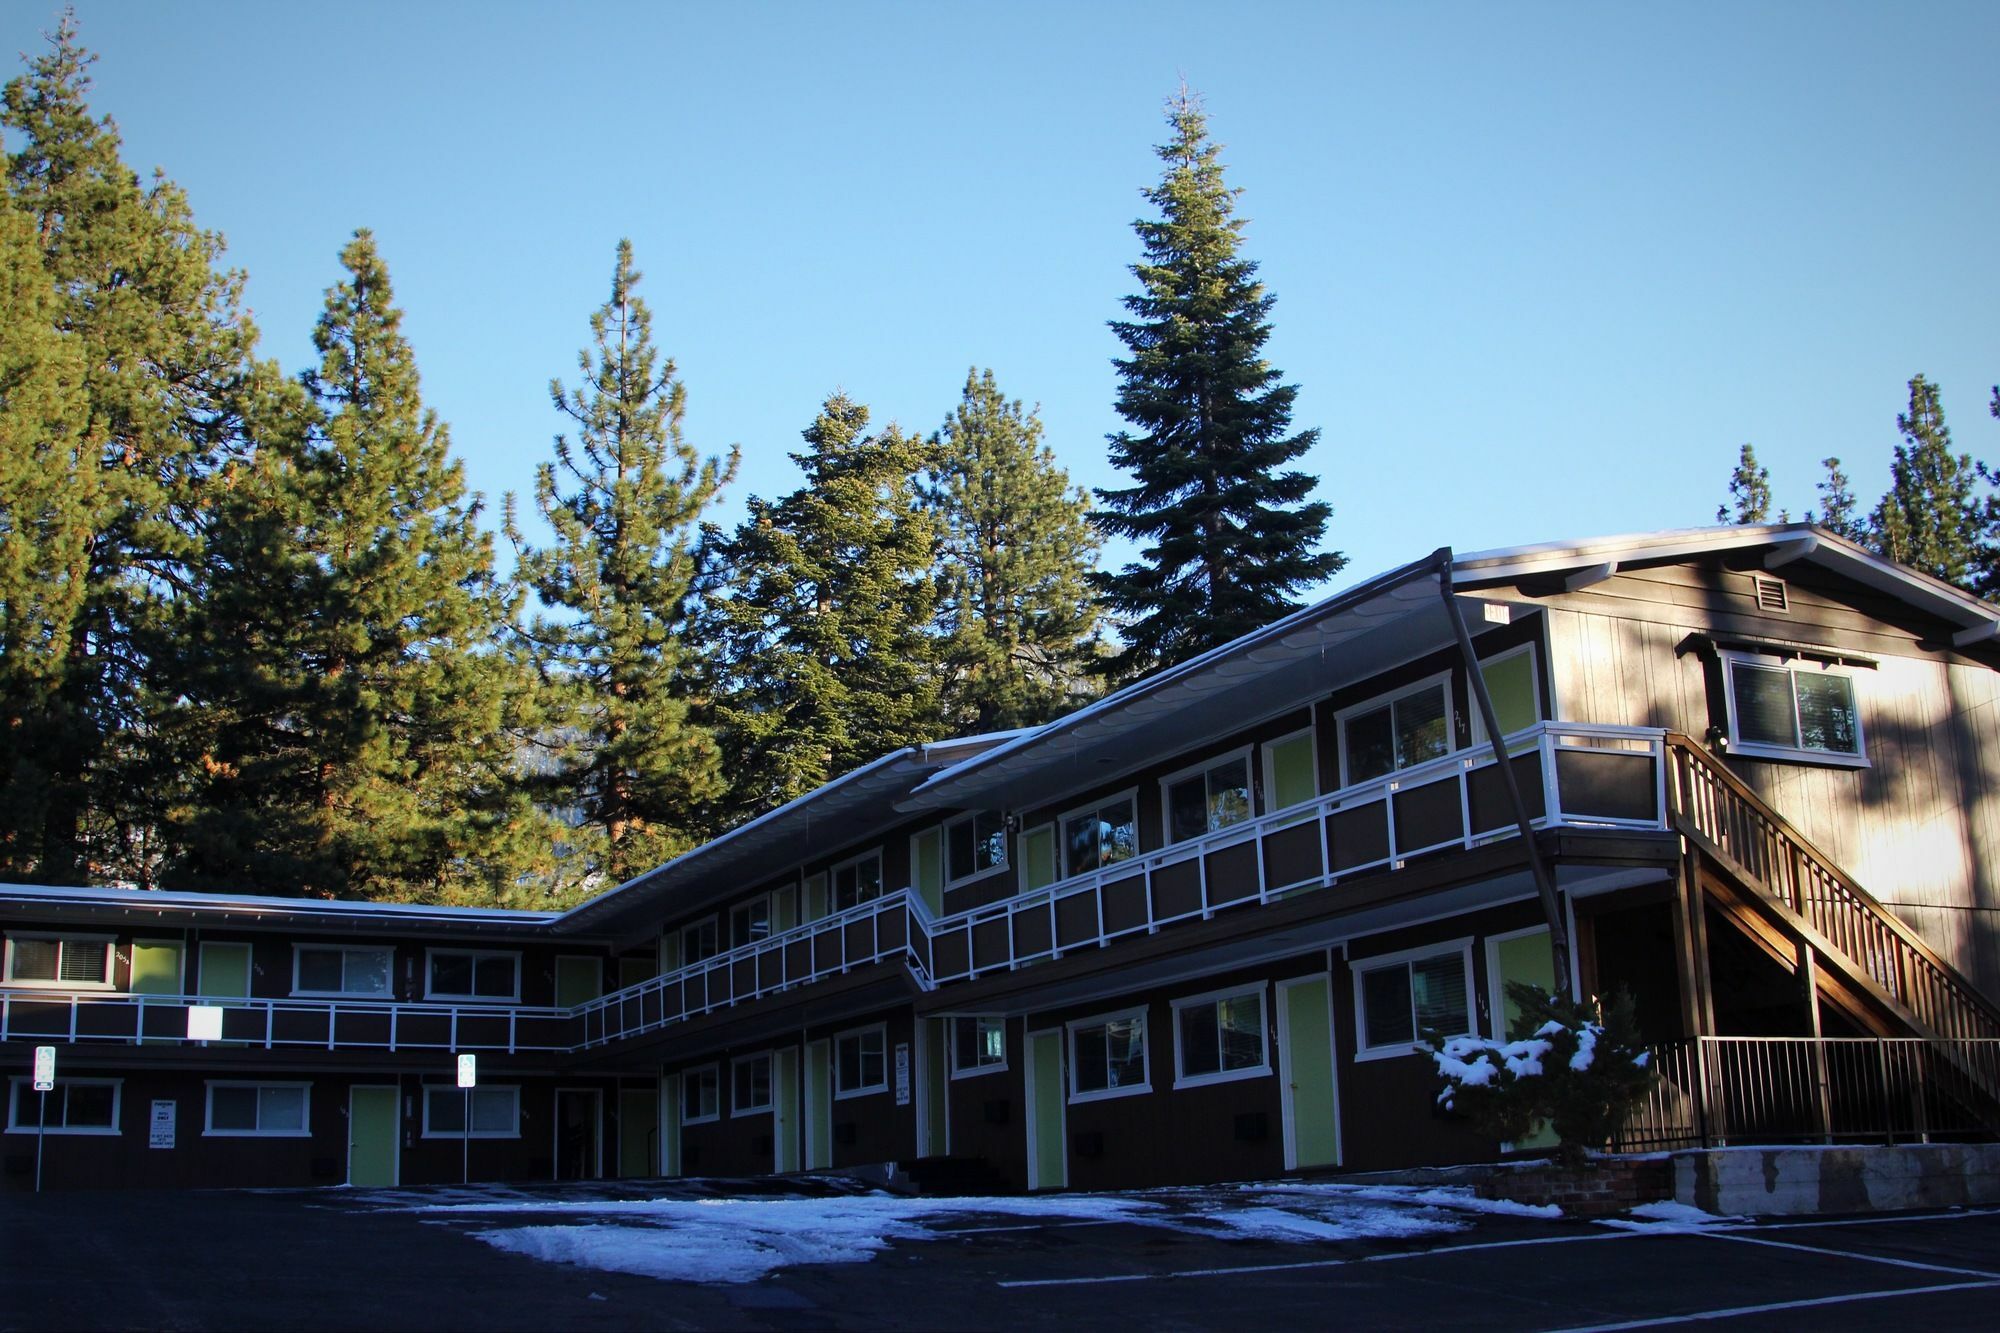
[
  {"x1": 1092, "y1": 91, "x2": 1343, "y2": 679},
  {"x1": 506, "y1": 240, "x2": 738, "y2": 885},
  {"x1": 1812, "y1": 456, "x2": 1864, "y2": 541},
  {"x1": 1716, "y1": 443, "x2": 1776, "y2": 523},
  {"x1": 923, "y1": 368, "x2": 1101, "y2": 732},
  {"x1": 165, "y1": 233, "x2": 539, "y2": 901},
  {"x1": 705, "y1": 393, "x2": 941, "y2": 817},
  {"x1": 1871, "y1": 374, "x2": 1994, "y2": 593},
  {"x1": 1, "y1": 13, "x2": 256, "y2": 883}
]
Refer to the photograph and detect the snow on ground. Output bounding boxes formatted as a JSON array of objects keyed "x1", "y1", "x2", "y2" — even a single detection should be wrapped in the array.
[
  {"x1": 1240, "y1": 1180, "x2": 1564, "y2": 1220},
  {"x1": 1597, "y1": 1200, "x2": 1741, "y2": 1231}
]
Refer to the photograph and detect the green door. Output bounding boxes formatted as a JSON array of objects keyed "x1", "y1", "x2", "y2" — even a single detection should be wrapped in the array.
[
  {"x1": 198, "y1": 942, "x2": 251, "y2": 998},
  {"x1": 1280, "y1": 976, "x2": 1340, "y2": 1170},
  {"x1": 555, "y1": 957, "x2": 602, "y2": 1008},
  {"x1": 618, "y1": 1087, "x2": 658, "y2": 1177},
  {"x1": 773, "y1": 1047, "x2": 800, "y2": 1173},
  {"x1": 804, "y1": 1039, "x2": 832, "y2": 1169},
  {"x1": 912, "y1": 829, "x2": 943, "y2": 915},
  {"x1": 1026, "y1": 1028, "x2": 1066, "y2": 1190},
  {"x1": 131, "y1": 941, "x2": 182, "y2": 1044},
  {"x1": 348, "y1": 1086, "x2": 398, "y2": 1186},
  {"x1": 1491, "y1": 930, "x2": 1560, "y2": 1148}
]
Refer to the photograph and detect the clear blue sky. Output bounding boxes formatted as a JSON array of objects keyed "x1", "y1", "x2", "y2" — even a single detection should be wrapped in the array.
[{"x1": 8, "y1": 1, "x2": 1998, "y2": 592}]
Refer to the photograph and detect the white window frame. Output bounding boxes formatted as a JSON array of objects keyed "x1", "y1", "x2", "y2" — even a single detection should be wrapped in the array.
[
  {"x1": 680, "y1": 915, "x2": 720, "y2": 965},
  {"x1": 829, "y1": 849, "x2": 886, "y2": 912},
  {"x1": 203, "y1": 1080, "x2": 312, "y2": 1138},
  {"x1": 2, "y1": 932, "x2": 116, "y2": 991},
  {"x1": 422, "y1": 948, "x2": 522, "y2": 1003},
  {"x1": 1719, "y1": 649, "x2": 1869, "y2": 768},
  {"x1": 6, "y1": 1077, "x2": 123, "y2": 1135},
  {"x1": 1057, "y1": 788, "x2": 1141, "y2": 880},
  {"x1": 1351, "y1": 937, "x2": 1476, "y2": 1062},
  {"x1": 1334, "y1": 670, "x2": 1457, "y2": 787},
  {"x1": 942, "y1": 810, "x2": 1011, "y2": 890},
  {"x1": 1066, "y1": 1005, "x2": 1151, "y2": 1104},
  {"x1": 1170, "y1": 983, "x2": 1272, "y2": 1090},
  {"x1": 420, "y1": 1084, "x2": 521, "y2": 1139},
  {"x1": 680, "y1": 1063, "x2": 721, "y2": 1125},
  {"x1": 1159, "y1": 746, "x2": 1256, "y2": 847},
  {"x1": 731, "y1": 1051, "x2": 774, "y2": 1117},
  {"x1": 728, "y1": 894, "x2": 774, "y2": 950},
  {"x1": 290, "y1": 944, "x2": 394, "y2": 999},
  {"x1": 1468, "y1": 642, "x2": 1544, "y2": 745},
  {"x1": 833, "y1": 1022, "x2": 889, "y2": 1099},
  {"x1": 948, "y1": 1016, "x2": 1009, "y2": 1080},
  {"x1": 1260, "y1": 724, "x2": 1320, "y2": 815}
]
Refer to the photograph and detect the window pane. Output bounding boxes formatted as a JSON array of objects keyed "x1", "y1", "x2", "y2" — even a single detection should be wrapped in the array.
[
  {"x1": 1361, "y1": 965, "x2": 1414, "y2": 1049},
  {"x1": 1167, "y1": 775, "x2": 1209, "y2": 843},
  {"x1": 1073, "y1": 1026, "x2": 1109, "y2": 1092},
  {"x1": 344, "y1": 950, "x2": 391, "y2": 995},
  {"x1": 1217, "y1": 995, "x2": 1264, "y2": 1070},
  {"x1": 975, "y1": 811, "x2": 1006, "y2": 873},
  {"x1": 836, "y1": 1037, "x2": 862, "y2": 1091},
  {"x1": 472, "y1": 955, "x2": 514, "y2": 998},
  {"x1": 431, "y1": 954, "x2": 474, "y2": 995},
  {"x1": 978, "y1": 1018, "x2": 1004, "y2": 1063},
  {"x1": 297, "y1": 949, "x2": 342, "y2": 992},
  {"x1": 57, "y1": 941, "x2": 107, "y2": 985},
  {"x1": 430, "y1": 1088, "x2": 466, "y2": 1133},
  {"x1": 1734, "y1": 663, "x2": 1798, "y2": 747},
  {"x1": 259, "y1": 1087, "x2": 306, "y2": 1133},
  {"x1": 211, "y1": 1086, "x2": 258, "y2": 1131},
  {"x1": 1795, "y1": 673, "x2": 1859, "y2": 754},
  {"x1": 1179, "y1": 1004, "x2": 1221, "y2": 1077},
  {"x1": 1100, "y1": 801, "x2": 1137, "y2": 864},
  {"x1": 1412, "y1": 954, "x2": 1469, "y2": 1036},
  {"x1": 857, "y1": 856, "x2": 882, "y2": 901},
  {"x1": 1105, "y1": 1017, "x2": 1145, "y2": 1087},
  {"x1": 1207, "y1": 758, "x2": 1252, "y2": 830},
  {"x1": 65, "y1": 1083, "x2": 115, "y2": 1129},
  {"x1": 470, "y1": 1089, "x2": 513, "y2": 1133},
  {"x1": 1346, "y1": 707, "x2": 1395, "y2": 783},
  {"x1": 1482, "y1": 651, "x2": 1539, "y2": 738},
  {"x1": 1394, "y1": 685, "x2": 1450, "y2": 768},
  {"x1": 11, "y1": 938, "x2": 60, "y2": 982},
  {"x1": 860, "y1": 1030, "x2": 885, "y2": 1087},
  {"x1": 946, "y1": 820, "x2": 976, "y2": 882},
  {"x1": 1063, "y1": 815, "x2": 1098, "y2": 877}
]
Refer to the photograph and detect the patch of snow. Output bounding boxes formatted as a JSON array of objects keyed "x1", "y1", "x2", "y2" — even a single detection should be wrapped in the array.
[
  {"x1": 1597, "y1": 1200, "x2": 1741, "y2": 1231},
  {"x1": 1569, "y1": 1023, "x2": 1600, "y2": 1071},
  {"x1": 1232, "y1": 1180, "x2": 1564, "y2": 1221}
]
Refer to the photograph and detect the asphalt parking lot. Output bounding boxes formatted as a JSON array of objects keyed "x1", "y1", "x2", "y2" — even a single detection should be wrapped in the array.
[{"x1": 4, "y1": 1177, "x2": 1999, "y2": 1331}]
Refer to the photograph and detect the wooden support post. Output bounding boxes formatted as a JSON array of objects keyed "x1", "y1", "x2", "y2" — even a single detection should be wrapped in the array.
[{"x1": 1800, "y1": 941, "x2": 1834, "y2": 1143}]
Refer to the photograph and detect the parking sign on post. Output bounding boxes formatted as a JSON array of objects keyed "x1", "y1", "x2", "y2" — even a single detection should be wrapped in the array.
[
  {"x1": 456, "y1": 1054, "x2": 476, "y2": 1185},
  {"x1": 32, "y1": 1045, "x2": 54, "y2": 1192},
  {"x1": 32, "y1": 1045, "x2": 54, "y2": 1092},
  {"x1": 457, "y1": 1053, "x2": 477, "y2": 1088}
]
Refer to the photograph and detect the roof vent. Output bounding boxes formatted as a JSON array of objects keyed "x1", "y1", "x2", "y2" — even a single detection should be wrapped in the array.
[{"x1": 1753, "y1": 576, "x2": 1789, "y2": 613}]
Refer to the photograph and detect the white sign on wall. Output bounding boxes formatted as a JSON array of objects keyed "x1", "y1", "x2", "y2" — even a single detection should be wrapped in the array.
[
  {"x1": 186, "y1": 1005, "x2": 223, "y2": 1042},
  {"x1": 32, "y1": 1045, "x2": 54, "y2": 1092},
  {"x1": 149, "y1": 1099, "x2": 177, "y2": 1149},
  {"x1": 457, "y1": 1053, "x2": 478, "y2": 1089},
  {"x1": 893, "y1": 1042, "x2": 911, "y2": 1106}
]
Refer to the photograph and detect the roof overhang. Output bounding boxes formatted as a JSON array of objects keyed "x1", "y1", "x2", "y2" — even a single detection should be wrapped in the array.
[{"x1": 0, "y1": 883, "x2": 562, "y2": 938}]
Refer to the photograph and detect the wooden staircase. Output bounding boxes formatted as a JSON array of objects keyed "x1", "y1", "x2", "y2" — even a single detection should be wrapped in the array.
[{"x1": 1665, "y1": 733, "x2": 2000, "y2": 1046}]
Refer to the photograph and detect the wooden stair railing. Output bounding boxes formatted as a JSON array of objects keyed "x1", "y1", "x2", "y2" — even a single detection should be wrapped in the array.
[{"x1": 1665, "y1": 733, "x2": 2000, "y2": 1044}]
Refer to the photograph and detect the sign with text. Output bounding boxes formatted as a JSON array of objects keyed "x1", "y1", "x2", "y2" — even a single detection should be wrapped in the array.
[
  {"x1": 456, "y1": 1053, "x2": 478, "y2": 1089},
  {"x1": 32, "y1": 1045, "x2": 54, "y2": 1092},
  {"x1": 893, "y1": 1042, "x2": 911, "y2": 1106},
  {"x1": 149, "y1": 1100, "x2": 177, "y2": 1149},
  {"x1": 186, "y1": 1005, "x2": 224, "y2": 1042}
]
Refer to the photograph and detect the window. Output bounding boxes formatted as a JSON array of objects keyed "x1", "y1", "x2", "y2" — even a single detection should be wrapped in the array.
[
  {"x1": 205, "y1": 1081, "x2": 310, "y2": 1137},
  {"x1": 729, "y1": 897, "x2": 772, "y2": 950},
  {"x1": 423, "y1": 1085, "x2": 520, "y2": 1138},
  {"x1": 732, "y1": 1053, "x2": 773, "y2": 1115},
  {"x1": 1163, "y1": 751, "x2": 1254, "y2": 844},
  {"x1": 425, "y1": 950, "x2": 520, "y2": 1002},
  {"x1": 292, "y1": 945, "x2": 393, "y2": 997},
  {"x1": 1061, "y1": 793, "x2": 1138, "y2": 878},
  {"x1": 1068, "y1": 1008, "x2": 1149, "y2": 1102},
  {"x1": 1262, "y1": 728, "x2": 1319, "y2": 815},
  {"x1": 3, "y1": 934, "x2": 114, "y2": 989},
  {"x1": 681, "y1": 917, "x2": 720, "y2": 965},
  {"x1": 834, "y1": 1024, "x2": 887, "y2": 1098},
  {"x1": 7, "y1": 1078, "x2": 121, "y2": 1134},
  {"x1": 681, "y1": 1065, "x2": 720, "y2": 1124},
  {"x1": 1172, "y1": 986, "x2": 1269, "y2": 1088},
  {"x1": 950, "y1": 1017, "x2": 1007, "y2": 1077},
  {"x1": 831, "y1": 852, "x2": 884, "y2": 911},
  {"x1": 1470, "y1": 644, "x2": 1543, "y2": 744},
  {"x1": 1723, "y1": 652, "x2": 1865, "y2": 764},
  {"x1": 1339, "y1": 674, "x2": 1453, "y2": 784},
  {"x1": 1354, "y1": 942, "x2": 1474, "y2": 1059},
  {"x1": 944, "y1": 811, "x2": 1009, "y2": 886}
]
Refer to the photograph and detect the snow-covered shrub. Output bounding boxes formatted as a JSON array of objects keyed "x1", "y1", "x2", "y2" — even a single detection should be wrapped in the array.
[{"x1": 1427, "y1": 984, "x2": 1655, "y2": 1165}]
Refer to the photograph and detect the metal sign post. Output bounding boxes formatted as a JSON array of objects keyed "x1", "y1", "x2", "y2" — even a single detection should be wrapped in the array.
[
  {"x1": 33, "y1": 1045, "x2": 55, "y2": 1194},
  {"x1": 456, "y1": 1054, "x2": 477, "y2": 1186}
]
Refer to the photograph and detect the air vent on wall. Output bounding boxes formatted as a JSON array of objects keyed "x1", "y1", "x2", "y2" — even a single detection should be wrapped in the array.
[{"x1": 1752, "y1": 576, "x2": 1789, "y2": 613}]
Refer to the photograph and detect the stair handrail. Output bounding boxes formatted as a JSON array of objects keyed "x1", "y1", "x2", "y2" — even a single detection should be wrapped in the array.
[{"x1": 1664, "y1": 731, "x2": 2000, "y2": 1040}]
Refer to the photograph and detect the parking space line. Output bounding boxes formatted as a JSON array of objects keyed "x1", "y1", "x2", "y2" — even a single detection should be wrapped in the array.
[
  {"x1": 995, "y1": 1229, "x2": 1645, "y2": 1288},
  {"x1": 1548, "y1": 1278, "x2": 2000, "y2": 1331},
  {"x1": 1698, "y1": 1230, "x2": 2000, "y2": 1280},
  {"x1": 1714, "y1": 1206, "x2": 2000, "y2": 1233}
]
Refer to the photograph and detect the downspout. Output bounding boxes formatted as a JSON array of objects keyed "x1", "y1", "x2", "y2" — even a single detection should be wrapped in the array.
[{"x1": 1437, "y1": 550, "x2": 1575, "y2": 1004}]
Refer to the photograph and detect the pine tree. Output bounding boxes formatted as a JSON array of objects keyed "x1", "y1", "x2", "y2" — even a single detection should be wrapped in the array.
[
  {"x1": 506, "y1": 240, "x2": 738, "y2": 885},
  {"x1": 923, "y1": 368, "x2": 1101, "y2": 732},
  {"x1": 705, "y1": 393, "x2": 942, "y2": 817},
  {"x1": 2, "y1": 13, "x2": 257, "y2": 884},
  {"x1": 1811, "y1": 457, "x2": 1864, "y2": 540},
  {"x1": 1092, "y1": 91, "x2": 1343, "y2": 680},
  {"x1": 1871, "y1": 375, "x2": 1994, "y2": 592},
  {"x1": 1715, "y1": 443, "x2": 1775, "y2": 523},
  {"x1": 166, "y1": 233, "x2": 539, "y2": 901}
]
